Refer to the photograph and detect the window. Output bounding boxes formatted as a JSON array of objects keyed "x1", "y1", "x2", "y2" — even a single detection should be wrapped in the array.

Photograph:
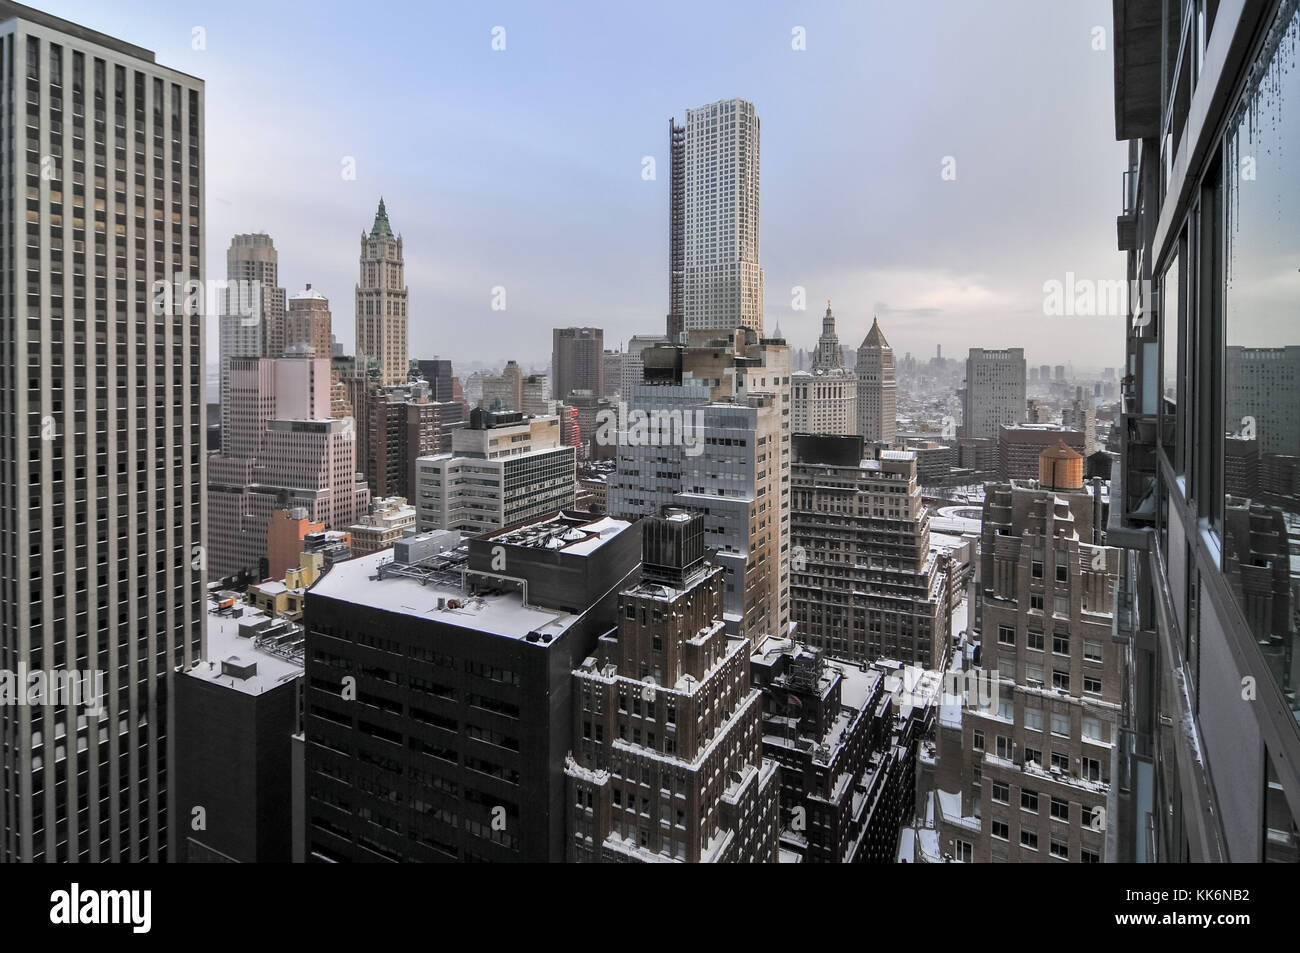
[
  {"x1": 1024, "y1": 745, "x2": 1042, "y2": 766},
  {"x1": 1021, "y1": 789, "x2": 1038, "y2": 813},
  {"x1": 1051, "y1": 750, "x2": 1070, "y2": 774},
  {"x1": 992, "y1": 781, "x2": 1009, "y2": 804},
  {"x1": 1050, "y1": 713, "x2": 1070, "y2": 737},
  {"x1": 998, "y1": 625, "x2": 1015, "y2": 646},
  {"x1": 1027, "y1": 630, "x2": 1044, "y2": 651},
  {"x1": 991, "y1": 820, "x2": 1009, "y2": 841},
  {"x1": 1024, "y1": 707, "x2": 1043, "y2": 732},
  {"x1": 1051, "y1": 797, "x2": 1069, "y2": 821},
  {"x1": 1083, "y1": 640, "x2": 1102, "y2": 662},
  {"x1": 1050, "y1": 837, "x2": 1069, "y2": 859},
  {"x1": 1052, "y1": 634, "x2": 1070, "y2": 656},
  {"x1": 1082, "y1": 716, "x2": 1102, "y2": 742},
  {"x1": 972, "y1": 729, "x2": 984, "y2": 752},
  {"x1": 1083, "y1": 675, "x2": 1102, "y2": 695},
  {"x1": 998, "y1": 697, "x2": 1013, "y2": 721},
  {"x1": 1032, "y1": 560, "x2": 1043, "y2": 579},
  {"x1": 1020, "y1": 830, "x2": 1038, "y2": 851},
  {"x1": 1052, "y1": 670, "x2": 1070, "y2": 691},
  {"x1": 996, "y1": 736, "x2": 1013, "y2": 760},
  {"x1": 1055, "y1": 564, "x2": 1069, "y2": 582},
  {"x1": 1081, "y1": 848, "x2": 1100, "y2": 864},
  {"x1": 1030, "y1": 595, "x2": 1044, "y2": 611},
  {"x1": 1026, "y1": 663, "x2": 1044, "y2": 689},
  {"x1": 954, "y1": 839, "x2": 972, "y2": 863},
  {"x1": 1082, "y1": 758, "x2": 1102, "y2": 783}
]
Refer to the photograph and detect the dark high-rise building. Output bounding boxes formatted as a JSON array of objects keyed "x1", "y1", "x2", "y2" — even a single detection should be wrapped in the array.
[
  {"x1": 415, "y1": 358, "x2": 456, "y2": 402},
  {"x1": 667, "y1": 118, "x2": 685, "y2": 339},
  {"x1": 551, "y1": 327, "x2": 604, "y2": 402},
  {"x1": 1111, "y1": 0, "x2": 1299, "y2": 861},
  {"x1": 366, "y1": 381, "x2": 443, "y2": 500},
  {"x1": 175, "y1": 600, "x2": 303, "y2": 862},
  {"x1": 750, "y1": 637, "x2": 929, "y2": 863},
  {"x1": 0, "y1": 2, "x2": 205, "y2": 861},
  {"x1": 303, "y1": 513, "x2": 641, "y2": 862}
]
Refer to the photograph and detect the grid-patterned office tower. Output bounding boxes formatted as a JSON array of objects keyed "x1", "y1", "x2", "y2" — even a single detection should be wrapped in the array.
[
  {"x1": 680, "y1": 99, "x2": 763, "y2": 334},
  {"x1": 0, "y1": 2, "x2": 204, "y2": 861},
  {"x1": 355, "y1": 198, "x2": 408, "y2": 386},
  {"x1": 552, "y1": 327, "x2": 604, "y2": 401},
  {"x1": 961, "y1": 347, "x2": 1026, "y2": 439}
]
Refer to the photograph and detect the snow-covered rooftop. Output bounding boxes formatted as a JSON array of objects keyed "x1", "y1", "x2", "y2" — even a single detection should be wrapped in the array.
[
  {"x1": 309, "y1": 549, "x2": 581, "y2": 641},
  {"x1": 186, "y1": 601, "x2": 304, "y2": 696}
]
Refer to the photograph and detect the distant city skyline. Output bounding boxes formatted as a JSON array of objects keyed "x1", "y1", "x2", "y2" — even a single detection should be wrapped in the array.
[{"x1": 38, "y1": 0, "x2": 1124, "y2": 371}]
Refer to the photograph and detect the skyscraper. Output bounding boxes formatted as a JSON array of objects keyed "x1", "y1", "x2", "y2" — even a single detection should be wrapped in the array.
[
  {"x1": 303, "y1": 513, "x2": 641, "y2": 862},
  {"x1": 790, "y1": 436, "x2": 950, "y2": 668},
  {"x1": 0, "y1": 3, "x2": 204, "y2": 861},
  {"x1": 961, "y1": 347, "x2": 1026, "y2": 439},
  {"x1": 566, "y1": 511, "x2": 781, "y2": 862},
  {"x1": 792, "y1": 302, "x2": 857, "y2": 435},
  {"x1": 355, "y1": 198, "x2": 408, "y2": 386},
  {"x1": 551, "y1": 327, "x2": 604, "y2": 401},
  {"x1": 219, "y1": 233, "x2": 285, "y2": 448},
  {"x1": 667, "y1": 118, "x2": 685, "y2": 339},
  {"x1": 930, "y1": 445, "x2": 1119, "y2": 863},
  {"x1": 679, "y1": 98, "x2": 763, "y2": 334},
  {"x1": 855, "y1": 315, "x2": 897, "y2": 443},
  {"x1": 608, "y1": 329, "x2": 791, "y2": 642}
]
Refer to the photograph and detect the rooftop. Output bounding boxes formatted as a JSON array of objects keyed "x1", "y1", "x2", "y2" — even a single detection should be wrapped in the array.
[
  {"x1": 485, "y1": 513, "x2": 631, "y2": 557},
  {"x1": 187, "y1": 600, "x2": 305, "y2": 696},
  {"x1": 309, "y1": 548, "x2": 582, "y2": 641}
]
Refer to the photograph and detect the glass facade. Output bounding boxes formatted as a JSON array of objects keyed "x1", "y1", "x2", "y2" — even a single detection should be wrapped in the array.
[{"x1": 1222, "y1": 1, "x2": 1299, "y2": 722}]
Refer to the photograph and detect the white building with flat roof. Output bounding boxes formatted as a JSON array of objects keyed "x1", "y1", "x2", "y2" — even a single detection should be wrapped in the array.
[{"x1": 414, "y1": 411, "x2": 575, "y2": 535}]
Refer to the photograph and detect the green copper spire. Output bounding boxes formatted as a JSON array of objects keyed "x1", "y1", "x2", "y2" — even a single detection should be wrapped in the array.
[{"x1": 370, "y1": 197, "x2": 393, "y2": 239}]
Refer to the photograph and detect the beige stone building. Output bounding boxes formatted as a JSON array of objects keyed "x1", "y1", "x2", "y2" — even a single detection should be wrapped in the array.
[
  {"x1": 566, "y1": 512, "x2": 780, "y2": 862},
  {"x1": 929, "y1": 444, "x2": 1119, "y2": 862},
  {"x1": 355, "y1": 198, "x2": 409, "y2": 385}
]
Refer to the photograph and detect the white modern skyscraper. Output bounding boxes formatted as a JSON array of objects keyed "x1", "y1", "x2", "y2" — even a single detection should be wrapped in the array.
[
  {"x1": 414, "y1": 411, "x2": 575, "y2": 536},
  {"x1": 681, "y1": 98, "x2": 763, "y2": 334},
  {"x1": 0, "y1": 3, "x2": 204, "y2": 861}
]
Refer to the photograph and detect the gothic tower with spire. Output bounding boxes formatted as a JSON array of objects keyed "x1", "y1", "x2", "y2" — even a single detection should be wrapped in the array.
[
  {"x1": 355, "y1": 198, "x2": 410, "y2": 385},
  {"x1": 791, "y1": 301, "x2": 857, "y2": 435}
]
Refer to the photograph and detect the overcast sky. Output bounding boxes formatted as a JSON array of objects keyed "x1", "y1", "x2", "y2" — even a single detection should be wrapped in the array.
[{"x1": 50, "y1": 0, "x2": 1130, "y2": 373}]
